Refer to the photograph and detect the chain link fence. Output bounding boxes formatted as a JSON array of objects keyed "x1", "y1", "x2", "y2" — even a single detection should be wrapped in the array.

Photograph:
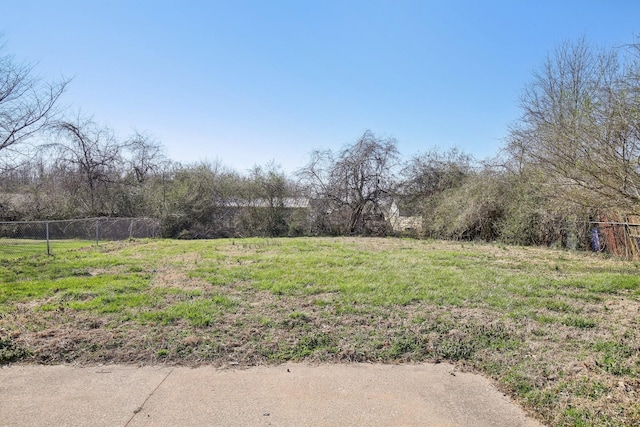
[{"x1": 0, "y1": 217, "x2": 160, "y2": 258}]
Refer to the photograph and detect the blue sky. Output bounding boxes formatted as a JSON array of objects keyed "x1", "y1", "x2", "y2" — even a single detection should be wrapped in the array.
[{"x1": 2, "y1": 1, "x2": 639, "y2": 173}]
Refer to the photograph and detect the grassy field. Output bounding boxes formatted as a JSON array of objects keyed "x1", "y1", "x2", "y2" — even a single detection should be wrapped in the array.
[
  {"x1": 0, "y1": 239, "x2": 97, "y2": 259},
  {"x1": 1, "y1": 237, "x2": 639, "y2": 426}
]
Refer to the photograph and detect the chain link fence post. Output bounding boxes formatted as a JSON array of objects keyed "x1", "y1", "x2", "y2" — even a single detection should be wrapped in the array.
[{"x1": 46, "y1": 221, "x2": 51, "y2": 256}]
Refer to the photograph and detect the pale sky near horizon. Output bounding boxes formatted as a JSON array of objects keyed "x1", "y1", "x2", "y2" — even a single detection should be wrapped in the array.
[{"x1": 2, "y1": 1, "x2": 639, "y2": 173}]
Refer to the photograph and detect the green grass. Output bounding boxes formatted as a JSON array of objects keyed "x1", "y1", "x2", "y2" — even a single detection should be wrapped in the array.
[
  {"x1": 1, "y1": 237, "x2": 639, "y2": 426},
  {"x1": 0, "y1": 239, "x2": 96, "y2": 259}
]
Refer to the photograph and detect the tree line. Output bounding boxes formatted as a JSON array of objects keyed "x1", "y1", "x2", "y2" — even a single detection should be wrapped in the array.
[{"x1": 2, "y1": 37, "x2": 639, "y2": 251}]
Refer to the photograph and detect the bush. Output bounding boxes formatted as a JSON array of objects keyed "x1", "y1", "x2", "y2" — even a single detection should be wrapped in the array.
[
  {"x1": 160, "y1": 214, "x2": 191, "y2": 238},
  {"x1": 425, "y1": 171, "x2": 506, "y2": 241}
]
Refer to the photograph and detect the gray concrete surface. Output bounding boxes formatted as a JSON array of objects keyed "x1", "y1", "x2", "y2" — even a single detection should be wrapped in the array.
[{"x1": 0, "y1": 363, "x2": 544, "y2": 427}]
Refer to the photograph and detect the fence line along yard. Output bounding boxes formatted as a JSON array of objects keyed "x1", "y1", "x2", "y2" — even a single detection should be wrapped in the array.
[
  {"x1": 3, "y1": 217, "x2": 639, "y2": 260},
  {"x1": 590, "y1": 220, "x2": 640, "y2": 260},
  {"x1": 0, "y1": 217, "x2": 160, "y2": 257}
]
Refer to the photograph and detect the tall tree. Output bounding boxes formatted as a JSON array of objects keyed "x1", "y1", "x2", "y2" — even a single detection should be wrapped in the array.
[
  {"x1": 507, "y1": 38, "x2": 640, "y2": 212},
  {"x1": 0, "y1": 40, "x2": 68, "y2": 167},
  {"x1": 298, "y1": 130, "x2": 399, "y2": 234},
  {"x1": 162, "y1": 161, "x2": 243, "y2": 237},
  {"x1": 125, "y1": 131, "x2": 166, "y2": 184},
  {"x1": 245, "y1": 162, "x2": 291, "y2": 236},
  {"x1": 54, "y1": 116, "x2": 123, "y2": 215},
  {"x1": 115, "y1": 131, "x2": 169, "y2": 217},
  {"x1": 401, "y1": 147, "x2": 474, "y2": 206}
]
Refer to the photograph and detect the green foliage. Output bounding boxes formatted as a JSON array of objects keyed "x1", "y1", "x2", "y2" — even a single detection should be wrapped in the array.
[
  {"x1": 425, "y1": 170, "x2": 506, "y2": 241},
  {"x1": 158, "y1": 161, "x2": 302, "y2": 238},
  {"x1": 162, "y1": 162, "x2": 242, "y2": 238},
  {"x1": 0, "y1": 239, "x2": 96, "y2": 261},
  {"x1": 160, "y1": 214, "x2": 191, "y2": 238},
  {"x1": 0, "y1": 337, "x2": 30, "y2": 364},
  {"x1": 139, "y1": 294, "x2": 237, "y2": 327},
  {"x1": 592, "y1": 340, "x2": 638, "y2": 377},
  {"x1": 561, "y1": 315, "x2": 596, "y2": 329},
  {"x1": 240, "y1": 163, "x2": 292, "y2": 237}
]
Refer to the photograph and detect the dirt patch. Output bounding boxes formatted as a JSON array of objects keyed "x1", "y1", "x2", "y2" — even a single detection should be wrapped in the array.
[{"x1": 150, "y1": 268, "x2": 210, "y2": 290}]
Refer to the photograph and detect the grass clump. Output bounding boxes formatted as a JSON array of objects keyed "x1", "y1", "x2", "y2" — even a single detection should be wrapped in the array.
[{"x1": 0, "y1": 336, "x2": 30, "y2": 363}]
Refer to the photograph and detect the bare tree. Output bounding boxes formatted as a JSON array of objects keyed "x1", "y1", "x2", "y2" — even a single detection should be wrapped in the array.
[
  {"x1": 0, "y1": 39, "x2": 68, "y2": 165},
  {"x1": 54, "y1": 115, "x2": 123, "y2": 215},
  {"x1": 401, "y1": 147, "x2": 474, "y2": 200},
  {"x1": 298, "y1": 130, "x2": 399, "y2": 234},
  {"x1": 125, "y1": 131, "x2": 166, "y2": 183},
  {"x1": 508, "y1": 38, "x2": 640, "y2": 212}
]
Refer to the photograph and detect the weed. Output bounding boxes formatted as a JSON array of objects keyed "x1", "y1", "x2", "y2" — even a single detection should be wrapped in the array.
[
  {"x1": 0, "y1": 337, "x2": 30, "y2": 364},
  {"x1": 560, "y1": 408, "x2": 615, "y2": 427},
  {"x1": 573, "y1": 378, "x2": 609, "y2": 399},
  {"x1": 561, "y1": 315, "x2": 597, "y2": 329},
  {"x1": 387, "y1": 335, "x2": 425, "y2": 359},
  {"x1": 273, "y1": 333, "x2": 337, "y2": 360},
  {"x1": 281, "y1": 311, "x2": 311, "y2": 329},
  {"x1": 139, "y1": 296, "x2": 236, "y2": 327}
]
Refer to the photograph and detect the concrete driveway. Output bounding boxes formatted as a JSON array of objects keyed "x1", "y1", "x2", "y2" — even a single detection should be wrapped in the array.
[{"x1": 0, "y1": 362, "x2": 544, "y2": 426}]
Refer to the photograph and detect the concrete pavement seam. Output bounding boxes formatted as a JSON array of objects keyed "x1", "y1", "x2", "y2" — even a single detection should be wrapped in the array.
[{"x1": 124, "y1": 367, "x2": 174, "y2": 426}]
